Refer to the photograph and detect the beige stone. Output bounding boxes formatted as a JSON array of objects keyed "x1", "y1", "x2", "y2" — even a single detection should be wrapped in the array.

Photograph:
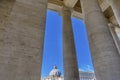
[
  {"x1": 62, "y1": 6, "x2": 79, "y2": 80},
  {"x1": 0, "y1": 0, "x2": 47, "y2": 80},
  {"x1": 109, "y1": 23, "x2": 120, "y2": 55},
  {"x1": 106, "y1": 0, "x2": 120, "y2": 26},
  {"x1": 0, "y1": 0, "x2": 120, "y2": 80},
  {"x1": 80, "y1": 0, "x2": 120, "y2": 80}
]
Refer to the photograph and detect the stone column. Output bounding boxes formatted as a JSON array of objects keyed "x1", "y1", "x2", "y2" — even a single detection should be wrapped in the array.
[
  {"x1": 80, "y1": 0, "x2": 120, "y2": 80},
  {"x1": 106, "y1": 0, "x2": 120, "y2": 26},
  {"x1": 62, "y1": 6, "x2": 79, "y2": 80},
  {"x1": 109, "y1": 23, "x2": 120, "y2": 55},
  {"x1": 0, "y1": 0, "x2": 15, "y2": 23},
  {"x1": 0, "y1": 0, "x2": 47, "y2": 80}
]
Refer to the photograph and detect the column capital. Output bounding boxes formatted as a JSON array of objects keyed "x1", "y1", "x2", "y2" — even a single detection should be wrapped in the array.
[
  {"x1": 59, "y1": 6, "x2": 73, "y2": 16},
  {"x1": 63, "y1": 0, "x2": 78, "y2": 8}
]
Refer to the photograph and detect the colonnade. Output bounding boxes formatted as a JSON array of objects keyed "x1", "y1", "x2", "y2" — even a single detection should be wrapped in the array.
[
  {"x1": 81, "y1": 0, "x2": 120, "y2": 80},
  {"x1": 0, "y1": 0, "x2": 120, "y2": 80}
]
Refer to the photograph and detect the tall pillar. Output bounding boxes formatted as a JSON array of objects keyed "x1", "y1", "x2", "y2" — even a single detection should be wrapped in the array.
[
  {"x1": 62, "y1": 6, "x2": 79, "y2": 80},
  {"x1": 80, "y1": 0, "x2": 120, "y2": 80},
  {"x1": 0, "y1": 0, "x2": 48, "y2": 80},
  {"x1": 109, "y1": 23, "x2": 120, "y2": 55},
  {"x1": 106, "y1": 0, "x2": 120, "y2": 26}
]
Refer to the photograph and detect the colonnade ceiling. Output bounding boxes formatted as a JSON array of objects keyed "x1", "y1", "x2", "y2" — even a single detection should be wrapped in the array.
[{"x1": 48, "y1": 0, "x2": 118, "y2": 26}]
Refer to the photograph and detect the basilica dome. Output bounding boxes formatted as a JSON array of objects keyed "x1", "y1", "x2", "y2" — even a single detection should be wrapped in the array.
[{"x1": 49, "y1": 66, "x2": 61, "y2": 77}]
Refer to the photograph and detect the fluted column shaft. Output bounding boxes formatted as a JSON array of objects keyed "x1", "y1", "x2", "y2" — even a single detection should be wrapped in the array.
[
  {"x1": 0, "y1": 0, "x2": 47, "y2": 80},
  {"x1": 80, "y1": 0, "x2": 120, "y2": 80},
  {"x1": 106, "y1": 0, "x2": 120, "y2": 26},
  {"x1": 62, "y1": 6, "x2": 79, "y2": 80}
]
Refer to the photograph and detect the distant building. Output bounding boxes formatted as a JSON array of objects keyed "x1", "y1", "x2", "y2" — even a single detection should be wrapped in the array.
[
  {"x1": 41, "y1": 66, "x2": 63, "y2": 80},
  {"x1": 41, "y1": 66, "x2": 96, "y2": 80},
  {"x1": 79, "y1": 70, "x2": 95, "y2": 80}
]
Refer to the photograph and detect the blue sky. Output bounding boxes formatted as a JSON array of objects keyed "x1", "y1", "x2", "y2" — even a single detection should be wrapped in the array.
[{"x1": 41, "y1": 10, "x2": 94, "y2": 77}]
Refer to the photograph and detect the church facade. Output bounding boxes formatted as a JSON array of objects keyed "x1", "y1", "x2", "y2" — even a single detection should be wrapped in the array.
[{"x1": 41, "y1": 66, "x2": 96, "y2": 80}]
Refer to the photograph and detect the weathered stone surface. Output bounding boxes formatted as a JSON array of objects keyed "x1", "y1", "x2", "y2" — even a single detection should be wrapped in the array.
[
  {"x1": 106, "y1": 0, "x2": 120, "y2": 26},
  {"x1": 80, "y1": 0, "x2": 120, "y2": 80},
  {"x1": 109, "y1": 24, "x2": 120, "y2": 55},
  {"x1": 0, "y1": 0, "x2": 47, "y2": 80},
  {"x1": 62, "y1": 6, "x2": 79, "y2": 80},
  {"x1": 0, "y1": 0, "x2": 120, "y2": 80}
]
